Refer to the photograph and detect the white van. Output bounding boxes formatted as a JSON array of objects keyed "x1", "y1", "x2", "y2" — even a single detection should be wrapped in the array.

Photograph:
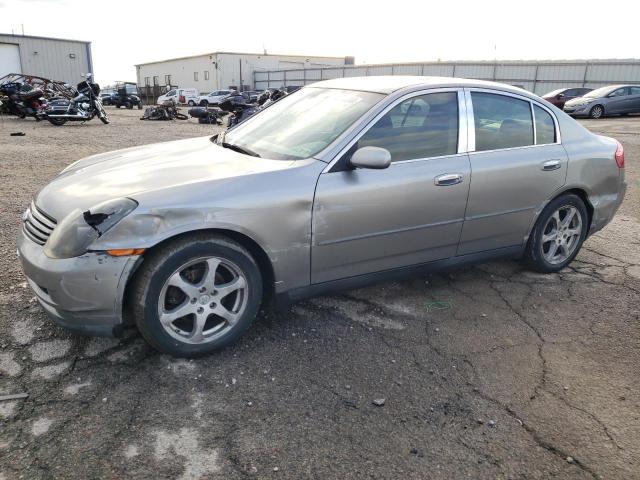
[{"x1": 157, "y1": 88, "x2": 199, "y2": 105}]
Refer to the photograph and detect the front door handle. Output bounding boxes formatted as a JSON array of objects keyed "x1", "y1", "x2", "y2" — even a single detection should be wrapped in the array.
[
  {"x1": 434, "y1": 173, "x2": 463, "y2": 186},
  {"x1": 542, "y1": 159, "x2": 562, "y2": 171}
]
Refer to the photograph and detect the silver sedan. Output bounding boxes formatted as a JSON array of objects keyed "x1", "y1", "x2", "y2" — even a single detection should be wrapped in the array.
[{"x1": 18, "y1": 76, "x2": 627, "y2": 357}]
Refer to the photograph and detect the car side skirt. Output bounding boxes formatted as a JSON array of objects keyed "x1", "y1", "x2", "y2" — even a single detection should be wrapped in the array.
[{"x1": 274, "y1": 245, "x2": 524, "y2": 309}]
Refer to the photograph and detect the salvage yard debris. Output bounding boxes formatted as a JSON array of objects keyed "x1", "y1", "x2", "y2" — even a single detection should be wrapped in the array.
[{"x1": 0, "y1": 393, "x2": 29, "y2": 402}]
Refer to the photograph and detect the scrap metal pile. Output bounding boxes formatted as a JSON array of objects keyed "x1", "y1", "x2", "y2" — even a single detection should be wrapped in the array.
[{"x1": 0, "y1": 73, "x2": 76, "y2": 120}]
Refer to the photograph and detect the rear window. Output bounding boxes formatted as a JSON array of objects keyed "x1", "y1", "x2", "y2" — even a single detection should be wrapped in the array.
[{"x1": 472, "y1": 92, "x2": 534, "y2": 152}]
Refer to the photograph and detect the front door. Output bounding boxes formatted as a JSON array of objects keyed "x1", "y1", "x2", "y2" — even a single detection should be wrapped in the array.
[
  {"x1": 312, "y1": 90, "x2": 471, "y2": 284},
  {"x1": 458, "y1": 90, "x2": 567, "y2": 255}
]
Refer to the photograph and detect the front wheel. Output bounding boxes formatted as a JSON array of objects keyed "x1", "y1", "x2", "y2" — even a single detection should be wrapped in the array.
[
  {"x1": 188, "y1": 100, "x2": 195, "y2": 106},
  {"x1": 589, "y1": 105, "x2": 604, "y2": 119},
  {"x1": 131, "y1": 234, "x2": 263, "y2": 357},
  {"x1": 524, "y1": 194, "x2": 588, "y2": 273}
]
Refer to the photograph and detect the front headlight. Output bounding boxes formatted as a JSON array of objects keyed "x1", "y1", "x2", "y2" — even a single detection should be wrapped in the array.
[{"x1": 44, "y1": 197, "x2": 138, "y2": 259}]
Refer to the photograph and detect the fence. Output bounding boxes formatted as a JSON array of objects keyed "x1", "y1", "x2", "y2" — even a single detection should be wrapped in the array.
[{"x1": 254, "y1": 60, "x2": 640, "y2": 95}]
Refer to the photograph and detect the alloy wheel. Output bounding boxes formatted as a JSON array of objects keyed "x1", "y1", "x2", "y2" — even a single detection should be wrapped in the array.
[
  {"x1": 590, "y1": 105, "x2": 603, "y2": 119},
  {"x1": 541, "y1": 206, "x2": 583, "y2": 265},
  {"x1": 157, "y1": 256, "x2": 248, "y2": 344}
]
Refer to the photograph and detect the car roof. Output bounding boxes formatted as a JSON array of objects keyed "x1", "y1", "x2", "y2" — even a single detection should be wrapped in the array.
[{"x1": 309, "y1": 75, "x2": 535, "y2": 97}]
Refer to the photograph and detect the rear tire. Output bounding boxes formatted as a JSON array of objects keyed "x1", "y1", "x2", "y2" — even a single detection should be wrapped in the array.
[
  {"x1": 188, "y1": 100, "x2": 195, "y2": 106},
  {"x1": 47, "y1": 117, "x2": 67, "y2": 126},
  {"x1": 125, "y1": 102, "x2": 133, "y2": 109},
  {"x1": 200, "y1": 100, "x2": 208, "y2": 107},
  {"x1": 131, "y1": 234, "x2": 263, "y2": 357},
  {"x1": 589, "y1": 105, "x2": 604, "y2": 119},
  {"x1": 524, "y1": 193, "x2": 588, "y2": 273}
]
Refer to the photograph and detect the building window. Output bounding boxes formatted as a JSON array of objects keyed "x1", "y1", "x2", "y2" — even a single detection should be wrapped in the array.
[
  {"x1": 153, "y1": 76, "x2": 158, "y2": 86},
  {"x1": 194, "y1": 72, "x2": 199, "y2": 81},
  {"x1": 144, "y1": 77, "x2": 150, "y2": 86},
  {"x1": 204, "y1": 71, "x2": 209, "y2": 81},
  {"x1": 165, "y1": 74, "x2": 171, "y2": 85}
]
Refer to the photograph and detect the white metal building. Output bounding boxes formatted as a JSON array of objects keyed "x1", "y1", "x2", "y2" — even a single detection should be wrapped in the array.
[
  {"x1": 135, "y1": 52, "x2": 353, "y2": 92},
  {"x1": 0, "y1": 33, "x2": 92, "y2": 84}
]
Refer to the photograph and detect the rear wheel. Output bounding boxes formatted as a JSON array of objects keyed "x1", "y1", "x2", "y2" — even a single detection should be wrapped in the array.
[
  {"x1": 47, "y1": 117, "x2": 67, "y2": 126},
  {"x1": 200, "y1": 100, "x2": 209, "y2": 107},
  {"x1": 188, "y1": 100, "x2": 195, "y2": 106},
  {"x1": 589, "y1": 105, "x2": 604, "y2": 119},
  {"x1": 524, "y1": 194, "x2": 588, "y2": 273},
  {"x1": 125, "y1": 101, "x2": 133, "y2": 109},
  {"x1": 131, "y1": 235, "x2": 263, "y2": 357}
]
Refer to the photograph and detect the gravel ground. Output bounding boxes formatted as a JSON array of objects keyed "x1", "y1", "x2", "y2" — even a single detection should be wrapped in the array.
[{"x1": 0, "y1": 108, "x2": 639, "y2": 480}]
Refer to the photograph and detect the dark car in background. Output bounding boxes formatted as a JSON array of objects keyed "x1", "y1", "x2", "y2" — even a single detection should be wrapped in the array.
[
  {"x1": 542, "y1": 87, "x2": 592, "y2": 108},
  {"x1": 563, "y1": 85, "x2": 640, "y2": 118}
]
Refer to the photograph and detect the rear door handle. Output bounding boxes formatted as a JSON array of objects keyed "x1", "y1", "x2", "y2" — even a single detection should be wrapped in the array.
[
  {"x1": 434, "y1": 173, "x2": 463, "y2": 186},
  {"x1": 542, "y1": 159, "x2": 562, "y2": 171}
]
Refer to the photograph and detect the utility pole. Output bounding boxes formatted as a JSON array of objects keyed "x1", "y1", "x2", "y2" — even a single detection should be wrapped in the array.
[{"x1": 239, "y1": 59, "x2": 243, "y2": 92}]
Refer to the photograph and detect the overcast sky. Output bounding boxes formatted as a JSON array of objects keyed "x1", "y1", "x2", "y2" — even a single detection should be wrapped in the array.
[{"x1": 2, "y1": 0, "x2": 639, "y2": 84}]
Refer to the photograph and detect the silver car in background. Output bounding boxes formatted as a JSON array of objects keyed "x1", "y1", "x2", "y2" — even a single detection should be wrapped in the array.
[
  {"x1": 563, "y1": 84, "x2": 640, "y2": 118},
  {"x1": 18, "y1": 76, "x2": 626, "y2": 357}
]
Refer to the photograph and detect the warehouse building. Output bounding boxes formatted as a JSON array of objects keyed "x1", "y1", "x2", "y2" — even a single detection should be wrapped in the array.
[
  {"x1": 0, "y1": 33, "x2": 92, "y2": 84},
  {"x1": 135, "y1": 51, "x2": 353, "y2": 97}
]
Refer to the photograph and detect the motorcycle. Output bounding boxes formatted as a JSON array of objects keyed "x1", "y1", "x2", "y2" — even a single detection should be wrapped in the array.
[
  {"x1": 45, "y1": 73, "x2": 109, "y2": 126},
  {"x1": 140, "y1": 101, "x2": 188, "y2": 121},
  {"x1": 0, "y1": 81, "x2": 47, "y2": 120},
  {"x1": 219, "y1": 92, "x2": 261, "y2": 127}
]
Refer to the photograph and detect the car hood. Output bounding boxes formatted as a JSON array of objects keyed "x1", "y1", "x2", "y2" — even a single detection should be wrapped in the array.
[
  {"x1": 35, "y1": 136, "x2": 296, "y2": 221},
  {"x1": 565, "y1": 97, "x2": 594, "y2": 106}
]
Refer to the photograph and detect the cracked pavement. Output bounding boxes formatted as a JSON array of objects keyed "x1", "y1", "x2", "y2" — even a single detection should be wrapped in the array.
[{"x1": 0, "y1": 110, "x2": 638, "y2": 479}]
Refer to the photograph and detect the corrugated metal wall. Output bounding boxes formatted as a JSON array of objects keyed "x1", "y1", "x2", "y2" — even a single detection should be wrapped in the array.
[
  {"x1": 254, "y1": 60, "x2": 640, "y2": 95},
  {"x1": 0, "y1": 34, "x2": 91, "y2": 84}
]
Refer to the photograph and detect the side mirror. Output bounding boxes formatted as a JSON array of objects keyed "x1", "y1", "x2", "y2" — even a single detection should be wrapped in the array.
[
  {"x1": 349, "y1": 146, "x2": 391, "y2": 170},
  {"x1": 556, "y1": 93, "x2": 565, "y2": 98}
]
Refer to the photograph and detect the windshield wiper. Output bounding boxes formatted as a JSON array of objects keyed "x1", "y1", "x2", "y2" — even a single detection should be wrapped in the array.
[{"x1": 221, "y1": 142, "x2": 260, "y2": 157}]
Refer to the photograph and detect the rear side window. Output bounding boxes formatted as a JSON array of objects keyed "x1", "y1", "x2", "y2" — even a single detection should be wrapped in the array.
[
  {"x1": 357, "y1": 92, "x2": 459, "y2": 162},
  {"x1": 630, "y1": 86, "x2": 640, "y2": 95},
  {"x1": 472, "y1": 92, "x2": 533, "y2": 151},
  {"x1": 534, "y1": 105, "x2": 556, "y2": 145}
]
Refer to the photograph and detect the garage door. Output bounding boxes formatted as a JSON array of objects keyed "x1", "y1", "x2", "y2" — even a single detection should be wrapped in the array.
[{"x1": 0, "y1": 43, "x2": 21, "y2": 78}]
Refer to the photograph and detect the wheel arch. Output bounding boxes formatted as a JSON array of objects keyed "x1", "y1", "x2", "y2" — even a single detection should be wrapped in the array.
[
  {"x1": 122, "y1": 228, "x2": 276, "y2": 326},
  {"x1": 524, "y1": 186, "x2": 595, "y2": 245}
]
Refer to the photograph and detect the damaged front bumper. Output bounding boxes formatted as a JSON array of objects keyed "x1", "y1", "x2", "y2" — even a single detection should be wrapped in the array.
[{"x1": 17, "y1": 230, "x2": 140, "y2": 336}]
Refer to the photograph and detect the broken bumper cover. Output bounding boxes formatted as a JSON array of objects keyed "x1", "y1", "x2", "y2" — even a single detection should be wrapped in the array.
[{"x1": 17, "y1": 231, "x2": 140, "y2": 336}]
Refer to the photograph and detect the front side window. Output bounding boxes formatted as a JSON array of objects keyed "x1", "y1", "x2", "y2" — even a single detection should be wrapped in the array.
[
  {"x1": 472, "y1": 92, "x2": 533, "y2": 152},
  {"x1": 630, "y1": 86, "x2": 640, "y2": 95},
  {"x1": 609, "y1": 88, "x2": 628, "y2": 97},
  {"x1": 223, "y1": 87, "x2": 383, "y2": 160},
  {"x1": 356, "y1": 92, "x2": 459, "y2": 162},
  {"x1": 534, "y1": 105, "x2": 556, "y2": 145},
  {"x1": 166, "y1": 90, "x2": 176, "y2": 97}
]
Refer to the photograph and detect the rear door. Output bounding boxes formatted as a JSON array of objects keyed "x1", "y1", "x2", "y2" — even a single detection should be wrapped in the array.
[
  {"x1": 627, "y1": 86, "x2": 640, "y2": 113},
  {"x1": 312, "y1": 90, "x2": 471, "y2": 283},
  {"x1": 458, "y1": 90, "x2": 567, "y2": 255}
]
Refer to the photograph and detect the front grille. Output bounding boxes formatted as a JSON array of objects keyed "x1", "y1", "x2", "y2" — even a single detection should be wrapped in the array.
[{"x1": 23, "y1": 202, "x2": 57, "y2": 246}]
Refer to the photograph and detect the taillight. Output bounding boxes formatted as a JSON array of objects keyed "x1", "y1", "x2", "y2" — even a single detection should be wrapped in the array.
[{"x1": 615, "y1": 141, "x2": 625, "y2": 168}]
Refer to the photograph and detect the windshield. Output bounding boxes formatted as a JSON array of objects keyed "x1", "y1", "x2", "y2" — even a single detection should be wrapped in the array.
[
  {"x1": 584, "y1": 86, "x2": 616, "y2": 98},
  {"x1": 222, "y1": 87, "x2": 384, "y2": 160}
]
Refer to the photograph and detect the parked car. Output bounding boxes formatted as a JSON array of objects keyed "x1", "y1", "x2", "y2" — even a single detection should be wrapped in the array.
[
  {"x1": 563, "y1": 85, "x2": 640, "y2": 118},
  {"x1": 197, "y1": 90, "x2": 233, "y2": 107},
  {"x1": 100, "y1": 92, "x2": 117, "y2": 106},
  {"x1": 18, "y1": 77, "x2": 626, "y2": 357},
  {"x1": 542, "y1": 87, "x2": 592, "y2": 108},
  {"x1": 157, "y1": 88, "x2": 199, "y2": 106},
  {"x1": 112, "y1": 82, "x2": 143, "y2": 109}
]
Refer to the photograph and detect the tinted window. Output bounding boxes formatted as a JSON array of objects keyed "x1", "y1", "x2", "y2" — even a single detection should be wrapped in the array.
[
  {"x1": 564, "y1": 89, "x2": 577, "y2": 97},
  {"x1": 356, "y1": 92, "x2": 459, "y2": 162},
  {"x1": 472, "y1": 92, "x2": 533, "y2": 151},
  {"x1": 609, "y1": 88, "x2": 628, "y2": 97},
  {"x1": 577, "y1": 88, "x2": 592, "y2": 96},
  {"x1": 534, "y1": 105, "x2": 556, "y2": 145},
  {"x1": 629, "y1": 86, "x2": 640, "y2": 95}
]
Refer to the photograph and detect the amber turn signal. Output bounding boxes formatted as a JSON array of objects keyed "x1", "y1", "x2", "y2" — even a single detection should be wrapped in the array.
[{"x1": 106, "y1": 248, "x2": 146, "y2": 257}]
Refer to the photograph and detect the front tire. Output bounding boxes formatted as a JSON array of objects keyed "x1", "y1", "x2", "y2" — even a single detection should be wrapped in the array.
[
  {"x1": 524, "y1": 194, "x2": 588, "y2": 273},
  {"x1": 47, "y1": 117, "x2": 67, "y2": 126},
  {"x1": 589, "y1": 105, "x2": 604, "y2": 119},
  {"x1": 188, "y1": 100, "x2": 195, "y2": 106},
  {"x1": 131, "y1": 234, "x2": 263, "y2": 357}
]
